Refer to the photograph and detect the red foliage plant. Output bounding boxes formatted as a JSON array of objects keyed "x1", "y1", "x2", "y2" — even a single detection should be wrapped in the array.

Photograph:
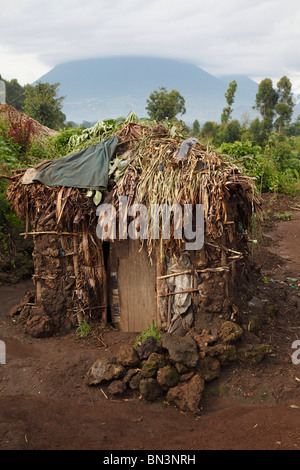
[{"x1": 6, "y1": 108, "x2": 33, "y2": 153}]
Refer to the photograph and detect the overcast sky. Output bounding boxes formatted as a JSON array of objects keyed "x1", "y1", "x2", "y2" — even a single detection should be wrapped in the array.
[{"x1": 1, "y1": 0, "x2": 300, "y2": 92}]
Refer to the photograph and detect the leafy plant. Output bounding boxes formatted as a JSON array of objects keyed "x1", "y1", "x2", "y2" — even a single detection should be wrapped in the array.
[
  {"x1": 26, "y1": 137, "x2": 53, "y2": 165},
  {"x1": 50, "y1": 126, "x2": 84, "y2": 157},
  {"x1": 134, "y1": 320, "x2": 161, "y2": 349},
  {"x1": 0, "y1": 137, "x2": 19, "y2": 167},
  {"x1": 217, "y1": 138, "x2": 300, "y2": 195},
  {"x1": 6, "y1": 108, "x2": 33, "y2": 153},
  {"x1": 76, "y1": 320, "x2": 92, "y2": 338},
  {"x1": 67, "y1": 118, "x2": 121, "y2": 152}
]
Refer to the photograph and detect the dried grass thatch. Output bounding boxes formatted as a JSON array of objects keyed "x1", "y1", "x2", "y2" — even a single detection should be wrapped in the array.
[
  {"x1": 6, "y1": 121, "x2": 262, "y2": 249},
  {"x1": 112, "y1": 123, "x2": 262, "y2": 256}
]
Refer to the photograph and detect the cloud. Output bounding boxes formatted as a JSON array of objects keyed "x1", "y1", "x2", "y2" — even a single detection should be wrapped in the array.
[
  {"x1": 0, "y1": 46, "x2": 50, "y2": 84},
  {"x1": 1, "y1": 0, "x2": 300, "y2": 92}
]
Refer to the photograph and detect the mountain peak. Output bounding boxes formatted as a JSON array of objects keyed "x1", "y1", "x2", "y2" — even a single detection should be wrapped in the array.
[{"x1": 36, "y1": 56, "x2": 259, "y2": 124}]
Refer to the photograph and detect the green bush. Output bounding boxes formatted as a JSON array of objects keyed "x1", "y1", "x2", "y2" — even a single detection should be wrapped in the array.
[
  {"x1": 50, "y1": 126, "x2": 84, "y2": 157},
  {"x1": 217, "y1": 138, "x2": 300, "y2": 195},
  {"x1": 0, "y1": 136, "x2": 19, "y2": 168},
  {"x1": 27, "y1": 138, "x2": 53, "y2": 164}
]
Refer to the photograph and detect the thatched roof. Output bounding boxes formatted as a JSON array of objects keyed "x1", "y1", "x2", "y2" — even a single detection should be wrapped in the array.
[
  {"x1": 6, "y1": 121, "x2": 262, "y2": 255},
  {"x1": 112, "y1": 123, "x2": 261, "y2": 237}
]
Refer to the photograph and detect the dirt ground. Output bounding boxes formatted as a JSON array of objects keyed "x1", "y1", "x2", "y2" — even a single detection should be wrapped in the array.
[{"x1": 1, "y1": 193, "x2": 300, "y2": 451}]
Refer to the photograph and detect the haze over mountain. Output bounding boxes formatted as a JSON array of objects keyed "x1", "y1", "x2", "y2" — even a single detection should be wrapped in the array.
[{"x1": 35, "y1": 57, "x2": 261, "y2": 125}]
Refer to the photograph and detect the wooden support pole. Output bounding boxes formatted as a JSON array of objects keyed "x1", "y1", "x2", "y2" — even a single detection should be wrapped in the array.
[
  {"x1": 155, "y1": 242, "x2": 168, "y2": 328},
  {"x1": 157, "y1": 288, "x2": 201, "y2": 298}
]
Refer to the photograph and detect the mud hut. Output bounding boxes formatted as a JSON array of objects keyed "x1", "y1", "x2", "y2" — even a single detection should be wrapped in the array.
[{"x1": 5, "y1": 121, "x2": 262, "y2": 337}]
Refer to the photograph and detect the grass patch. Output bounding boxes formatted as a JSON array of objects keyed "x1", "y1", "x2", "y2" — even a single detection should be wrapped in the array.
[
  {"x1": 76, "y1": 320, "x2": 92, "y2": 338},
  {"x1": 274, "y1": 211, "x2": 293, "y2": 220},
  {"x1": 134, "y1": 320, "x2": 161, "y2": 349}
]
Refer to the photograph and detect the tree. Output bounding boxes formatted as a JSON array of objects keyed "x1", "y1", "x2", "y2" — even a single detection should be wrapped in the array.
[
  {"x1": 192, "y1": 119, "x2": 200, "y2": 136},
  {"x1": 0, "y1": 79, "x2": 5, "y2": 104},
  {"x1": 221, "y1": 80, "x2": 237, "y2": 124},
  {"x1": 254, "y1": 78, "x2": 278, "y2": 133},
  {"x1": 214, "y1": 119, "x2": 241, "y2": 146},
  {"x1": 275, "y1": 76, "x2": 295, "y2": 133},
  {"x1": 201, "y1": 121, "x2": 219, "y2": 139},
  {"x1": 146, "y1": 87, "x2": 186, "y2": 121},
  {"x1": 248, "y1": 118, "x2": 266, "y2": 146},
  {"x1": 23, "y1": 81, "x2": 66, "y2": 130},
  {"x1": 240, "y1": 111, "x2": 251, "y2": 129},
  {"x1": 0, "y1": 75, "x2": 25, "y2": 110},
  {"x1": 285, "y1": 115, "x2": 300, "y2": 137}
]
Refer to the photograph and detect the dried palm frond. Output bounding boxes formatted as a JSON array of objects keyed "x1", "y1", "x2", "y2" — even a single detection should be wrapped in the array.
[{"x1": 109, "y1": 124, "x2": 261, "y2": 256}]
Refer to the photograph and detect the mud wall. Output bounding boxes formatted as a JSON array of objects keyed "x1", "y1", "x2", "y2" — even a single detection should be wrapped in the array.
[
  {"x1": 156, "y1": 199, "x2": 251, "y2": 336},
  {"x1": 11, "y1": 221, "x2": 107, "y2": 337}
]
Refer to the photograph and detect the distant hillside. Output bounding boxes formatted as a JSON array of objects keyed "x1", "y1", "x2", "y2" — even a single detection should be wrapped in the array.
[{"x1": 35, "y1": 57, "x2": 260, "y2": 125}]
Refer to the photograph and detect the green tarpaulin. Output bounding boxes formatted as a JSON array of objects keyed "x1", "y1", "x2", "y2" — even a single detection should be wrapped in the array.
[{"x1": 33, "y1": 135, "x2": 118, "y2": 191}]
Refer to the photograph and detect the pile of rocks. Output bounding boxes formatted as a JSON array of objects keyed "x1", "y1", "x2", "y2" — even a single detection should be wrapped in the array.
[{"x1": 85, "y1": 321, "x2": 270, "y2": 414}]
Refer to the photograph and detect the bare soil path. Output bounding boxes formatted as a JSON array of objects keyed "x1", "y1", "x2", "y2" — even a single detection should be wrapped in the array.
[{"x1": 0, "y1": 194, "x2": 300, "y2": 452}]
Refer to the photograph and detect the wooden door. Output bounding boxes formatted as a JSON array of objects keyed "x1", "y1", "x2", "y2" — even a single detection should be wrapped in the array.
[{"x1": 109, "y1": 239, "x2": 157, "y2": 332}]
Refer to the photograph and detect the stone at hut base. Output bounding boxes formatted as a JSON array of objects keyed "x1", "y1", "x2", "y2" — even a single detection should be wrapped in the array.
[
  {"x1": 237, "y1": 344, "x2": 270, "y2": 365},
  {"x1": 179, "y1": 372, "x2": 194, "y2": 382},
  {"x1": 108, "y1": 380, "x2": 126, "y2": 395},
  {"x1": 123, "y1": 368, "x2": 139, "y2": 387},
  {"x1": 139, "y1": 378, "x2": 163, "y2": 401},
  {"x1": 219, "y1": 321, "x2": 243, "y2": 343},
  {"x1": 117, "y1": 343, "x2": 140, "y2": 367},
  {"x1": 86, "y1": 358, "x2": 125, "y2": 385},
  {"x1": 129, "y1": 372, "x2": 142, "y2": 390},
  {"x1": 141, "y1": 353, "x2": 167, "y2": 378},
  {"x1": 161, "y1": 333, "x2": 198, "y2": 368},
  {"x1": 193, "y1": 328, "x2": 218, "y2": 350},
  {"x1": 25, "y1": 312, "x2": 54, "y2": 338},
  {"x1": 136, "y1": 336, "x2": 162, "y2": 360},
  {"x1": 157, "y1": 365, "x2": 179, "y2": 390},
  {"x1": 217, "y1": 345, "x2": 237, "y2": 365},
  {"x1": 197, "y1": 356, "x2": 220, "y2": 382},
  {"x1": 166, "y1": 374, "x2": 205, "y2": 414}
]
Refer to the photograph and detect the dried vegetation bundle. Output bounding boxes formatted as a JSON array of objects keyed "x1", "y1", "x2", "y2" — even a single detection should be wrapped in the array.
[{"x1": 6, "y1": 121, "x2": 262, "y2": 253}]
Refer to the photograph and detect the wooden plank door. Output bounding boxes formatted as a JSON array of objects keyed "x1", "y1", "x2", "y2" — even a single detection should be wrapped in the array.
[{"x1": 110, "y1": 239, "x2": 157, "y2": 332}]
